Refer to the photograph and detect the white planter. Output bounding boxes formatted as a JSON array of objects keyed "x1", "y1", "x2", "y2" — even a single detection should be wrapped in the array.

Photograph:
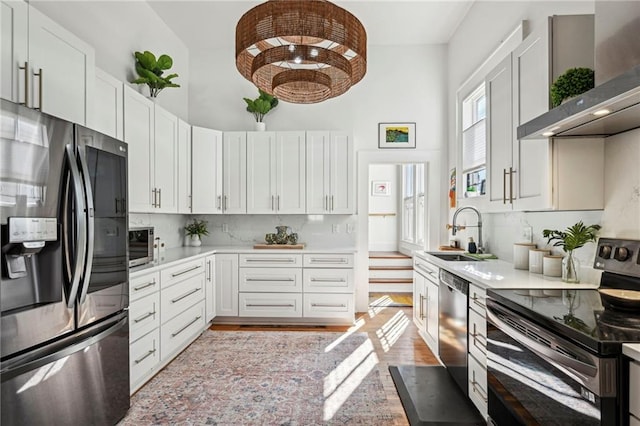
[
  {"x1": 189, "y1": 235, "x2": 202, "y2": 247},
  {"x1": 255, "y1": 122, "x2": 266, "y2": 131}
]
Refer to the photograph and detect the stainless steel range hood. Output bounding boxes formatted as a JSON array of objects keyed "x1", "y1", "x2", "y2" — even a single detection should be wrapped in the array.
[{"x1": 517, "y1": 64, "x2": 640, "y2": 139}]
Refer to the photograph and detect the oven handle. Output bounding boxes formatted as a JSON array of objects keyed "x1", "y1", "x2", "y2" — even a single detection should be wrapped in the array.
[{"x1": 486, "y1": 301, "x2": 598, "y2": 381}]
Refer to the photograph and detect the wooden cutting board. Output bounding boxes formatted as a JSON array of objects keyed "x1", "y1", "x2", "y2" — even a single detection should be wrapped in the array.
[
  {"x1": 437, "y1": 245, "x2": 465, "y2": 251},
  {"x1": 253, "y1": 243, "x2": 306, "y2": 249}
]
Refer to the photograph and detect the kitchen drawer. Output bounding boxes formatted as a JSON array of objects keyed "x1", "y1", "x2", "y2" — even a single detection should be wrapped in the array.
[
  {"x1": 468, "y1": 350, "x2": 488, "y2": 419},
  {"x1": 161, "y1": 273, "x2": 205, "y2": 324},
  {"x1": 631, "y1": 360, "x2": 640, "y2": 418},
  {"x1": 469, "y1": 283, "x2": 487, "y2": 315},
  {"x1": 130, "y1": 271, "x2": 160, "y2": 301},
  {"x1": 303, "y1": 269, "x2": 354, "y2": 293},
  {"x1": 161, "y1": 301, "x2": 205, "y2": 362},
  {"x1": 160, "y1": 258, "x2": 205, "y2": 289},
  {"x1": 239, "y1": 293, "x2": 302, "y2": 317},
  {"x1": 129, "y1": 292, "x2": 160, "y2": 343},
  {"x1": 130, "y1": 328, "x2": 160, "y2": 392},
  {"x1": 469, "y1": 307, "x2": 487, "y2": 365},
  {"x1": 414, "y1": 257, "x2": 438, "y2": 284},
  {"x1": 303, "y1": 254, "x2": 353, "y2": 268},
  {"x1": 239, "y1": 267, "x2": 302, "y2": 293},
  {"x1": 303, "y1": 293, "x2": 354, "y2": 318},
  {"x1": 239, "y1": 253, "x2": 302, "y2": 268}
]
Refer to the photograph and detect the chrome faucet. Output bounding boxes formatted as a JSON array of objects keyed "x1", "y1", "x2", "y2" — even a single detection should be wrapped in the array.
[{"x1": 451, "y1": 206, "x2": 483, "y2": 253}]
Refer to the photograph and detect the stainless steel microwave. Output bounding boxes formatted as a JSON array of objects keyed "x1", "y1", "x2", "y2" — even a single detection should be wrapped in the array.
[{"x1": 128, "y1": 227, "x2": 154, "y2": 267}]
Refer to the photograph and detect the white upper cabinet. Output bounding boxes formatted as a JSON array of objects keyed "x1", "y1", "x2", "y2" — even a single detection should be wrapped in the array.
[
  {"x1": 247, "y1": 131, "x2": 306, "y2": 214},
  {"x1": 93, "y1": 68, "x2": 123, "y2": 140},
  {"x1": 124, "y1": 86, "x2": 178, "y2": 213},
  {"x1": 306, "y1": 131, "x2": 354, "y2": 214},
  {"x1": 2, "y1": 1, "x2": 95, "y2": 125},
  {"x1": 222, "y1": 131, "x2": 247, "y2": 214},
  {"x1": 191, "y1": 126, "x2": 223, "y2": 214},
  {"x1": 177, "y1": 118, "x2": 192, "y2": 213}
]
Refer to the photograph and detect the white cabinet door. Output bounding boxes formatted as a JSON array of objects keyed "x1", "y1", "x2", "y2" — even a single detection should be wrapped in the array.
[
  {"x1": 328, "y1": 132, "x2": 354, "y2": 214},
  {"x1": 222, "y1": 132, "x2": 247, "y2": 214},
  {"x1": 27, "y1": 6, "x2": 94, "y2": 125},
  {"x1": 305, "y1": 131, "x2": 329, "y2": 214},
  {"x1": 93, "y1": 68, "x2": 123, "y2": 140},
  {"x1": 215, "y1": 253, "x2": 239, "y2": 316},
  {"x1": 277, "y1": 131, "x2": 306, "y2": 214},
  {"x1": 192, "y1": 126, "x2": 223, "y2": 214},
  {"x1": 124, "y1": 86, "x2": 154, "y2": 212},
  {"x1": 412, "y1": 271, "x2": 426, "y2": 330},
  {"x1": 205, "y1": 255, "x2": 216, "y2": 322},
  {"x1": 1, "y1": 0, "x2": 28, "y2": 103},
  {"x1": 486, "y1": 54, "x2": 513, "y2": 212},
  {"x1": 177, "y1": 118, "x2": 191, "y2": 213},
  {"x1": 425, "y1": 279, "x2": 439, "y2": 353},
  {"x1": 153, "y1": 105, "x2": 178, "y2": 213},
  {"x1": 247, "y1": 131, "x2": 276, "y2": 214}
]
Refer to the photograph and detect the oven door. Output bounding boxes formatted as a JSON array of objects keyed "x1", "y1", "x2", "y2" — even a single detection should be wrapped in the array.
[{"x1": 486, "y1": 299, "x2": 618, "y2": 426}]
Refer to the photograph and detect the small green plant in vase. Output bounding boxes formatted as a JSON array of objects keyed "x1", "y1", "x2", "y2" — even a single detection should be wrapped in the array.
[
  {"x1": 185, "y1": 219, "x2": 208, "y2": 247},
  {"x1": 542, "y1": 221, "x2": 601, "y2": 283},
  {"x1": 243, "y1": 89, "x2": 278, "y2": 130}
]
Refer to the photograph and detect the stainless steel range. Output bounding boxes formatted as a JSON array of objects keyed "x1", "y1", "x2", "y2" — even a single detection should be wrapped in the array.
[{"x1": 486, "y1": 238, "x2": 640, "y2": 426}]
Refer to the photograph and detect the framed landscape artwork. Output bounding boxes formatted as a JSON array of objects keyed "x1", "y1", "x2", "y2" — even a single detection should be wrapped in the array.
[{"x1": 378, "y1": 122, "x2": 416, "y2": 149}]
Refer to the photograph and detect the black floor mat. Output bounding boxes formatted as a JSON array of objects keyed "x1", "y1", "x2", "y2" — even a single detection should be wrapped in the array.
[{"x1": 389, "y1": 365, "x2": 485, "y2": 425}]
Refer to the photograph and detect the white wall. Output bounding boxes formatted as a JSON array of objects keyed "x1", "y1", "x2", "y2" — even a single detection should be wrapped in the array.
[
  {"x1": 29, "y1": 1, "x2": 190, "y2": 119},
  {"x1": 368, "y1": 164, "x2": 399, "y2": 251}
]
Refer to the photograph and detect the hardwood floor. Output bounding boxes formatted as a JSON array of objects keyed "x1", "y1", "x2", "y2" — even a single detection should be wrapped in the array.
[
  {"x1": 369, "y1": 292, "x2": 413, "y2": 306},
  {"x1": 211, "y1": 304, "x2": 439, "y2": 425}
]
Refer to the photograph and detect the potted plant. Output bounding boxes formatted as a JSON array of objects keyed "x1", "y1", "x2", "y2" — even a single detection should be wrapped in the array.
[
  {"x1": 131, "y1": 51, "x2": 180, "y2": 98},
  {"x1": 243, "y1": 89, "x2": 279, "y2": 131},
  {"x1": 550, "y1": 67, "x2": 594, "y2": 107},
  {"x1": 184, "y1": 219, "x2": 208, "y2": 247},
  {"x1": 542, "y1": 221, "x2": 601, "y2": 283}
]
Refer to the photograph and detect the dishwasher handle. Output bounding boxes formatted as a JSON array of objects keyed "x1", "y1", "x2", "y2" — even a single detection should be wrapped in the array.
[{"x1": 439, "y1": 269, "x2": 469, "y2": 295}]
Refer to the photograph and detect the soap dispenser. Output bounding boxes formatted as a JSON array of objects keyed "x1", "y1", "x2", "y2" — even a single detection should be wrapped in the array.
[{"x1": 467, "y1": 237, "x2": 477, "y2": 254}]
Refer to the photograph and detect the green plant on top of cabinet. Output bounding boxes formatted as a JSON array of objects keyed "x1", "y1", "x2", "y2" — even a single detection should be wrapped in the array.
[
  {"x1": 1, "y1": 0, "x2": 95, "y2": 125},
  {"x1": 124, "y1": 86, "x2": 178, "y2": 213},
  {"x1": 131, "y1": 51, "x2": 180, "y2": 99},
  {"x1": 191, "y1": 126, "x2": 223, "y2": 214}
]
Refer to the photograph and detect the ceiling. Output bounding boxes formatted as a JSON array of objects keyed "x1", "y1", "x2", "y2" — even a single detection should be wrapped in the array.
[{"x1": 147, "y1": 1, "x2": 475, "y2": 51}]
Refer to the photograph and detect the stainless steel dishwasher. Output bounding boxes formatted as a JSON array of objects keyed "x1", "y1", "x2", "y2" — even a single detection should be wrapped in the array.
[{"x1": 438, "y1": 268, "x2": 469, "y2": 396}]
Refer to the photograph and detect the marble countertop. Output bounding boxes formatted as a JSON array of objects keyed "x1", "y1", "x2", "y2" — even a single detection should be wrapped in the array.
[
  {"x1": 414, "y1": 250, "x2": 601, "y2": 290},
  {"x1": 623, "y1": 344, "x2": 640, "y2": 362},
  {"x1": 130, "y1": 245, "x2": 357, "y2": 277}
]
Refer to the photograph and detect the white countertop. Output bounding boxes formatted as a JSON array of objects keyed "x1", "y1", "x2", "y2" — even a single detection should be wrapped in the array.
[
  {"x1": 130, "y1": 245, "x2": 357, "y2": 277},
  {"x1": 623, "y1": 343, "x2": 640, "y2": 362},
  {"x1": 414, "y1": 250, "x2": 601, "y2": 290}
]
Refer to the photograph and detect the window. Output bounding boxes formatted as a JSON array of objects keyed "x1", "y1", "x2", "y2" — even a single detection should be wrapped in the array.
[
  {"x1": 461, "y1": 84, "x2": 486, "y2": 197},
  {"x1": 401, "y1": 163, "x2": 425, "y2": 246}
]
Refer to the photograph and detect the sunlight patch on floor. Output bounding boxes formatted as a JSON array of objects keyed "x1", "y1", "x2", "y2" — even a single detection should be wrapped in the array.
[
  {"x1": 325, "y1": 317, "x2": 366, "y2": 353},
  {"x1": 323, "y1": 338, "x2": 379, "y2": 421},
  {"x1": 368, "y1": 295, "x2": 392, "y2": 318},
  {"x1": 375, "y1": 310, "x2": 410, "y2": 352}
]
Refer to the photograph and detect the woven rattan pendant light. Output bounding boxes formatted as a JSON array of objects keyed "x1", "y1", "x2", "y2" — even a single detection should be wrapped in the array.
[{"x1": 236, "y1": 0, "x2": 367, "y2": 104}]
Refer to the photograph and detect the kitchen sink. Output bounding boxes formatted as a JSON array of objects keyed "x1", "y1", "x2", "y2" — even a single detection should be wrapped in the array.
[{"x1": 426, "y1": 252, "x2": 481, "y2": 261}]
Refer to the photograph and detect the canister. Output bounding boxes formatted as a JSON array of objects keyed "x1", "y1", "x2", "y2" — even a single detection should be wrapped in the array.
[
  {"x1": 543, "y1": 255, "x2": 563, "y2": 277},
  {"x1": 513, "y1": 243, "x2": 536, "y2": 269},
  {"x1": 529, "y1": 249, "x2": 551, "y2": 274}
]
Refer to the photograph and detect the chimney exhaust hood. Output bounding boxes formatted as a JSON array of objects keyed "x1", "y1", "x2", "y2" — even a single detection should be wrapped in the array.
[{"x1": 517, "y1": 63, "x2": 640, "y2": 139}]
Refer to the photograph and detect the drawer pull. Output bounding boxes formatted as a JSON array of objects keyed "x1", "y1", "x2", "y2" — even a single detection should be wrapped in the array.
[
  {"x1": 171, "y1": 316, "x2": 202, "y2": 337},
  {"x1": 311, "y1": 303, "x2": 346, "y2": 308},
  {"x1": 245, "y1": 278, "x2": 295, "y2": 282},
  {"x1": 134, "y1": 349, "x2": 157, "y2": 364},
  {"x1": 310, "y1": 278, "x2": 346, "y2": 283},
  {"x1": 309, "y1": 258, "x2": 347, "y2": 263},
  {"x1": 134, "y1": 311, "x2": 156, "y2": 323},
  {"x1": 171, "y1": 264, "x2": 202, "y2": 277},
  {"x1": 245, "y1": 258, "x2": 296, "y2": 263},
  {"x1": 246, "y1": 303, "x2": 295, "y2": 308},
  {"x1": 471, "y1": 372, "x2": 488, "y2": 403},
  {"x1": 472, "y1": 294, "x2": 486, "y2": 310},
  {"x1": 415, "y1": 264, "x2": 436, "y2": 277},
  {"x1": 133, "y1": 280, "x2": 156, "y2": 291},
  {"x1": 171, "y1": 287, "x2": 201, "y2": 303}
]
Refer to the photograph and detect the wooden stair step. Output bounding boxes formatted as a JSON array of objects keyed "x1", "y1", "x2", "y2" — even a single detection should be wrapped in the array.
[
  {"x1": 369, "y1": 278, "x2": 413, "y2": 284},
  {"x1": 369, "y1": 265, "x2": 414, "y2": 271},
  {"x1": 368, "y1": 251, "x2": 411, "y2": 260}
]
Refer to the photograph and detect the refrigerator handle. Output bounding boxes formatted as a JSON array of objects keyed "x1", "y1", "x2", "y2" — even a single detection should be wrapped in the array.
[
  {"x1": 76, "y1": 144, "x2": 94, "y2": 304},
  {"x1": 64, "y1": 144, "x2": 87, "y2": 309}
]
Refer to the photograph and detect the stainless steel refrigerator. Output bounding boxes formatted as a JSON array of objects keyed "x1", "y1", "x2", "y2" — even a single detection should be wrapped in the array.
[{"x1": 1, "y1": 99, "x2": 130, "y2": 425}]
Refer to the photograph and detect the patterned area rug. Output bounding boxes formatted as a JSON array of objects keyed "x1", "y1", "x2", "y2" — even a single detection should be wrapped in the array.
[{"x1": 120, "y1": 330, "x2": 402, "y2": 425}]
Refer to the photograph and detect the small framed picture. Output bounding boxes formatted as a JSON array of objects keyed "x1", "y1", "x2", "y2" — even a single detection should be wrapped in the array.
[
  {"x1": 371, "y1": 181, "x2": 390, "y2": 196},
  {"x1": 378, "y1": 122, "x2": 416, "y2": 149}
]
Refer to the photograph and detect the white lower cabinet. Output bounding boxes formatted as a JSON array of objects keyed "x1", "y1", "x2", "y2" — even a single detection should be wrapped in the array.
[
  {"x1": 467, "y1": 283, "x2": 488, "y2": 419},
  {"x1": 303, "y1": 293, "x2": 353, "y2": 318},
  {"x1": 468, "y1": 351, "x2": 488, "y2": 418},
  {"x1": 161, "y1": 301, "x2": 205, "y2": 362},
  {"x1": 205, "y1": 255, "x2": 216, "y2": 322},
  {"x1": 129, "y1": 328, "x2": 160, "y2": 391},
  {"x1": 413, "y1": 255, "x2": 439, "y2": 354},
  {"x1": 215, "y1": 253, "x2": 239, "y2": 316},
  {"x1": 129, "y1": 292, "x2": 160, "y2": 342},
  {"x1": 239, "y1": 293, "x2": 303, "y2": 317}
]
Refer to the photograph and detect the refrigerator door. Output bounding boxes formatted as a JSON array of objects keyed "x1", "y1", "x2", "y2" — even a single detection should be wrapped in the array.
[
  {"x1": 1, "y1": 312, "x2": 130, "y2": 425},
  {"x1": 75, "y1": 126, "x2": 129, "y2": 328}
]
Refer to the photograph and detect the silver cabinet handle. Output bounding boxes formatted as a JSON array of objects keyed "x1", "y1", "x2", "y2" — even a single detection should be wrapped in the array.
[
  {"x1": 309, "y1": 258, "x2": 347, "y2": 263},
  {"x1": 471, "y1": 294, "x2": 486, "y2": 310},
  {"x1": 134, "y1": 349, "x2": 157, "y2": 364},
  {"x1": 171, "y1": 264, "x2": 202, "y2": 277},
  {"x1": 415, "y1": 264, "x2": 436, "y2": 277},
  {"x1": 324, "y1": 195, "x2": 328, "y2": 211},
  {"x1": 310, "y1": 278, "x2": 345, "y2": 283},
  {"x1": 277, "y1": 195, "x2": 280, "y2": 210},
  {"x1": 470, "y1": 324, "x2": 487, "y2": 354},
  {"x1": 311, "y1": 303, "x2": 346, "y2": 308},
  {"x1": 33, "y1": 68, "x2": 43, "y2": 110},
  {"x1": 152, "y1": 188, "x2": 157, "y2": 207},
  {"x1": 217, "y1": 195, "x2": 221, "y2": 210},
  {"x1": 331, "y1": 195, "x2": 334, "y2": 211},
  {"x1": 245, "y1": 278, "x2": 295, "y2": 282},
  {"x1": 503, "y1": 168, "x2": 508, "y2": 204},
  {"x1": 188, "y1": 194, "x2": 192, "y2": 210},
  {"x1": 18, "y1": 62, "x2": 28, "y2": 106},
  {"x1": 245, "y1": 258, "x2": 296, "y2": 263},
  {"x1": 171, "y1": 316, "x2": 202, "y2": 337},
  {"x1": 246, "y1": 304, "x2": 294, "y2": 308},
  {"x1": 271, "y1": 195, "x2": 275, "y2": 211},
  {"x1": 509, "y1": 166, "x2": 515, "y2": 204},
  {"x1": 171, "y1": 287, "x2": 201, "y2": 303},
  {"x1": 419, "y1": 294, "x2": 425, "y2": 319},
  {"x1": 224, "y1": 195, "x2": 228, "y2": 211},
  {"x1": 158, "y1": 188, "x2": 162, "y2": 208},
  {"x1": 133, "y1": 311, "x2": 156, "y2": 323},
  {"x1": 206, "y1": 260, "x2": 212, "y2": 282},
  {"x1": 471, "y1": 371, "x2": 488, "y2": 403},
  {"x1": 133, "y1": 279, "x2": 157, "y2": 291}
]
